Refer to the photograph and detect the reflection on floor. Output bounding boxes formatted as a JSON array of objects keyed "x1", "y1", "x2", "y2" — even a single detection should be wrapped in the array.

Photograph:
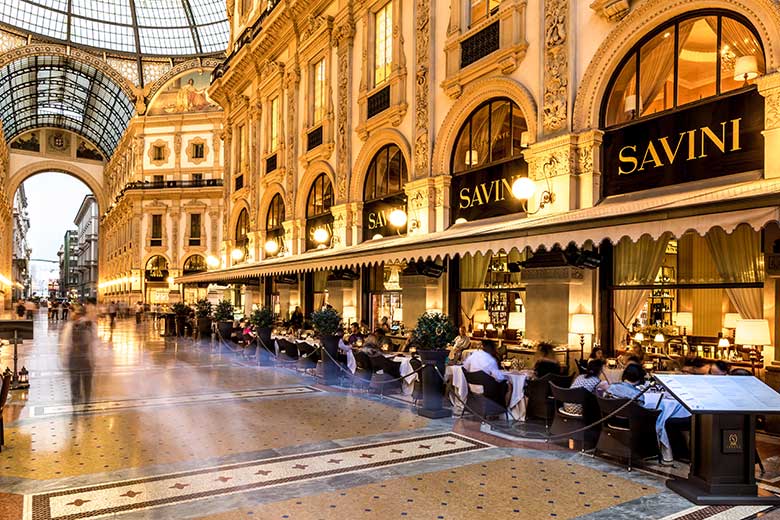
[{"x1": 0, "y1": 311, "x2": 776, "y2": 519}]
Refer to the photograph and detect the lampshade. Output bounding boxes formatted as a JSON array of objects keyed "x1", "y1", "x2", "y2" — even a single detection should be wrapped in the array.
[
  {"x1": 474, "y1": 309, "x2": 491, "y2": 324},
  {"x1": 570, "y1": 314, "x2": 595, "y2": 335},
  {"x1": 654, "y1": 333, "x2": 665, "y2": 343},
  {"x1": 343, "y1": 305, "x2": 356, "y2": 321},
  {"x1": 507, "y1": 311, "x2": 526, "y2": 331},
  {"x1": 511, "y1": 177, "x2": 536, "y2": 200},
  {"x1": 465, "y1": 149, "x2": 478, "y2": 166},
  {"x1": 735, "y1": 319, "x2": 771, "y2": 346},
  {"x1": 393, "y1": 308, "x2": 403, "y2": 323},
  {"x1": 673, "y1": 312, "x2": 693, "y2": 330},
  {"x1": 520, "y1": 131, "x2": 530, "y2": 148},
  {"x1": 734, "y1": 55, "x2": 759, "y2": 81},
  {"x1": 724, "y1": 313, "x2": 741, "y2": 329},
  {"x1": 633, "y1": 332, "x2": 645, "y2": 343},
  {"x1": 718, "y1": 336, "x2": 730, "y2": 348},
  {"x1": 388, "y1": 208, "x2": 407, "y2": 228},
  {"x1": 624, "y1": 94, "x2": 637, "y2": 113}
]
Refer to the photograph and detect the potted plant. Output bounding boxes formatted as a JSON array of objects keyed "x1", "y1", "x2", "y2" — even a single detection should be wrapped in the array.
[
  {"x1": 171, "y1": 302, "x2": 191, "y2": 337},
  {"x1": 213, "y1": 299, "x2": 235, "y2": 342},
  {"x1": 249, "y1": 307, "x2": 275, "y2": 362},
  {"x1": 412, "y1": 311, "x2": 456, "y2": 418},
  {"x1": 311, "y1": 307, "x2": 342, "y2": 384},
  {"x1": 195, "y1": 298, "x2": 213, "y2": 338}
]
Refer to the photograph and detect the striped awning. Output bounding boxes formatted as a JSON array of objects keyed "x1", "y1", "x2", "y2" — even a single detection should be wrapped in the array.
[{"x1": 177, "y1": 175, "x2": 780, "y2": 284}]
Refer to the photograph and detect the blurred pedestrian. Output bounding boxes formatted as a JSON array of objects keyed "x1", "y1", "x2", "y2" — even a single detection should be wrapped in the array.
[
  {"x1": 62, "y1": 304, "x2": 97, "y2": 406},
  {"x1": 108, "y1": 301, "x2": 118, "y2": 331}
]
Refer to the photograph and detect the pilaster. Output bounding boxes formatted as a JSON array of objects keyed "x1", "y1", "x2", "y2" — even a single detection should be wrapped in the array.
[
  {"x1": 333, "y1": 15, "x2": 356, "y2": 204},
  {"x1": 330, "y1": 203, "x2": 353, "y2": 249},
  {"x1": 403, "y1": 178, "x2": 437, "y2": 235},
  {"x1": 523, "y1": 134, "x2": 577, "y2": 214},
  {"x1": 758, "y1": 72, "x2": 780, "y2": 179}
]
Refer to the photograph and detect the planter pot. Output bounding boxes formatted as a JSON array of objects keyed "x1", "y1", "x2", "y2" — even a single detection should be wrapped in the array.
[
  {"x1": 256, "y1": 327, "x2": 273, "y2": 365},
  {"x1": 217, "y1": 321, "x2": 233, "y2": 341},
  {"x1": 320, "y1": 334, "x2": 341, "y2": 385},
  {"x1": 418, "y1": 349, "x2": 451, "y2": 418},
  {"x1": 175, "y1": 315, "x2": 187, "y2": 337},
  {"x1": 197, "y1": 317, "x2": 212, "y2": 338}
]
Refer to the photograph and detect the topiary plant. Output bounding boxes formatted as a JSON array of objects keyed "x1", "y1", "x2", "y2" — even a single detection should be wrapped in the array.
[
  {"x1": 195, "y1": 298, "x2": 213, "y2": 319},
  {"x1": 213, "y1": 300, "x2": 234, "y2": 322},
  {"x1": 311, "y1": 307, "x2": 342, "y2": 337},
  {"x1": 412, "y1": 311, "x2": 456, "y2": 350},
  {"x1": 171, "y1": 302, "x2": 191, "y2": 316},
  {"x1": 250, "y1": 307, "x2": 274, "y2": 329}
]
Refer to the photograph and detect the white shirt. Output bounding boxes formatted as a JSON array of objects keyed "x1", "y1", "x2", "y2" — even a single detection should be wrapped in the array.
[{"x1": 462, "y1": 349, "x2": 506, "y2": 382}]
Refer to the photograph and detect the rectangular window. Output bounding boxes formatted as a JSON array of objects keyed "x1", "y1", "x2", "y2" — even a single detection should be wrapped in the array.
[
  {"x1": 152, "y1": 145, "x2": 165, "y2": 161},
  {"x1": 374, "y1": 2, "x2": 393, "y2": 87},
  {"x1": 192, "y1": 142, "x2": 205, "y2": 159},
  {"x1": 189, "y1": 213, "x2": 201, "y2": 246},
  {"x1": 269, "y1": 97, "x2": 279, "y2": 151},
  {"x1": 470, "y1": 0, "x2": 501, "y2": 26},
  {"x1": 192, "y1": 172, "x2": 203, "y2": 182},
  {"x1": 237, "y1": 125, "x2": 245, "y2": 168},
  {"x1": 151, "y1": 214, "x2": 162, "y2": 247},
  {"x1": 312, "y1": 58, "x2": 326, "y2": 125},
  {"x1": 153, "y1": 174, "x2": 164, "y2": 184}
]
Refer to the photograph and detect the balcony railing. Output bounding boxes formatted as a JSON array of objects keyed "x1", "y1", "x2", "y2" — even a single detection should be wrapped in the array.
[{"x1": 124, "y1": 179, "x2": 223, "y2": 191}]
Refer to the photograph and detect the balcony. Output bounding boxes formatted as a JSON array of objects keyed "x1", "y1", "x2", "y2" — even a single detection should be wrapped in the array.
[{"x1": 125, "y1": 179, "x2": 223, "y2": 191}]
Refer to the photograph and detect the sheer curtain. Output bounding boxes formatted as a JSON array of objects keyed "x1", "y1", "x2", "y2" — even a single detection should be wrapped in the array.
[
  {"x1": 314, "y1": 270, "x2": 329, "y2": 310},
  {"x1": 460, "y1": 252, "x2": 492, "y2": 327},
  {"x1": 705, "y1": 225, "x2": 764, "y2": 319},
  {"x1": 612, "y1": 233, "x2": 672, "y2": 349},
  {"x1": 639, "y1": 25, "x2": 693, "y2": 114}
]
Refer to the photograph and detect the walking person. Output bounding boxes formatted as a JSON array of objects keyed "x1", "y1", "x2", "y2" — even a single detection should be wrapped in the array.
[
  {"x1": 61, "y1": 300, "x2": 70, "y2": 321},
  {"x1": 108, "y1": 301, "x2": 118, "y2": 332},
  {"x1": 24, "y1": 299, "x2": 36, "y2": 320},
  {"x1": 135, "y1": 301, "x2": 143, "y2": 325},
  {"x1": 15, "y1": 300, "x2": 25, "y2": 319},
  {"x1": 62, "y1": 304, "x2": 97, "y2": 406}
]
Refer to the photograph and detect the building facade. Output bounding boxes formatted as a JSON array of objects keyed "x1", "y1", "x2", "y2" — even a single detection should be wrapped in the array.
[
  {"x1": 11, "y1": 182, "x2": 30, "y2": 300},
  {"x1": 59, "y1": 230, "x2": 79, "y2": 299},
  {"x1": 181, "y1": 0, "x2": 780, "y2": 375},
  {"x1": 74, "y1": 194, "x2": 98, "y2": 299},
  {"x1": 98, "y1": 75, "x2": 226, "y2": 306}
]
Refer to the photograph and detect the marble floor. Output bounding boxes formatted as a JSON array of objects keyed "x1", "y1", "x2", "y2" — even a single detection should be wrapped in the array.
[{"x1": 0, "y1": 312, "x2": 777, "y2": 519}]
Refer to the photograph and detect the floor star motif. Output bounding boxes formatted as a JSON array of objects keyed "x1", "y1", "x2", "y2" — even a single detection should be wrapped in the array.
[{"x1": 119, "y1": 490, "x2": 142, "y2": 498}]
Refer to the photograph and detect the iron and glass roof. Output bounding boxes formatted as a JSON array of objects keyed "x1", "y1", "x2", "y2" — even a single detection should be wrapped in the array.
[
  {"x1": 0, "y1": 55, "x2": 135, "y2": 157},
  {"x1": 0, "y1": 0, "x2": 229, "y2": 57}
]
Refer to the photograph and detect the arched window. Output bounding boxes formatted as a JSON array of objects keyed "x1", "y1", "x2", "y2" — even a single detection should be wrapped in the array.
[
  {"x1": 266, "y1": 193, "x2": 285, "y2": 231},
  {"x1": 307, "y1": 174, "x2": 333, "y2": 218},
  {"x1": 451, "y1": 98, "x2": 528, "y2": 175},
  {"x1": 145, "y1": 255, "x2": 169, "y2": 282},
  {"x1": 602, "y1": 12, "x2": 765, "y2": 127},
  {"x1": 364, "y1": 144, "x2": 407, "y2": 202},
  {"x1": 265, "y1": 193, "x2": 286, "y2": 257},
  {"x1": 234, "y1": 208, "x2": 249, "y2": 261},
  {"x1": 183, "y1": 255, "x2": 207, "y2": 275},
  {"x1": 306, "y1": 174, "x2": 334, "y2": 249}
]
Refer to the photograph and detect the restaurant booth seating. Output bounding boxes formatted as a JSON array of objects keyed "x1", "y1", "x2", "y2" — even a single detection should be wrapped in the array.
[
  {"x1": 550, "y1": 383, "x2": 601, "y2": 449},
  {"x1": 0, "y1": 373, "x2": 10, "y2": 451},
  {"x1": 462, "y1": 368, "x2": 510, "y2": 422},
  {"x1": 595, "y1": 395, "x2": 660, "y2": 471},
  {"x1": 525, "y1": 373, "x2": 572, "y2": 429}
]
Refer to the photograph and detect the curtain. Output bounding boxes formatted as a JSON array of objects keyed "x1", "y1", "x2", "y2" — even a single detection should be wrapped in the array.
[
  {"x1": 460, "y1": 252, "x2": 492, "y2": 326},
  {"x1": 705, "y1": 225, "x2": 764, "y2": 319},
  {"x1": 639, "y1": 24, "x2": 693, "y2": 115},
  {"x1": 508, "y1": 247, "x2": 527, "y2": 309},
  {"x1": 612, "y1": 233, "x2": 672, "y2": 349}
]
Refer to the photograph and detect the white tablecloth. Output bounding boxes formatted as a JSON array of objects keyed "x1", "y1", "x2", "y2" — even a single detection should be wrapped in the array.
[
  {"x1": 447, "y1": 365, "x2": 527, "y2": 420},
  {"x1": 384, "y1": 354, "x2": 416, "y2": 395}
]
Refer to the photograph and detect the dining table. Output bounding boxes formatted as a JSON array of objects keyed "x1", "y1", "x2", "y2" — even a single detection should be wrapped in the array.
[{"x1": 446, "y1": 364, "x2": 529, "y2": 421}]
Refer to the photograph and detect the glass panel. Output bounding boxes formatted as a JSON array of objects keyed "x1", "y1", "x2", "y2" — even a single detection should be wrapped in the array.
[
  {"x1": 640, "y1": 28, "x2": 675, "y2": 117},
  {"x1": 190, "y1": 214, "x2": 201, "y2": 238},
  {"x1": 374, "y1": 2, "x2": 393, "y2": 87},
  {"x1": 313, "y1": 58, "x2": 326, "y2": 124},
  {"x1": 375, "y1": 147, "x2": 389, "y2": 198},
  {"x1": 511, "y1": 105, "x2": 528, "y2": 155},
  {"x1": 604, "y1": 54, "x2": 637, "y2": 126},
  {"x1": 677, "y1": 16, "x2": 717, "y2": 106},
  {"x1": 721, "y1": 17, "x2": 765, "y2": 93},
  {"x1": 490, "y1": 100, "x2": 511, "y2": 162},
  {"x1": 151, "y1": 215, "x2": 162, "y2": 238},
  {"x1": 470, "y1": 0, "x2": 486, "y2": 26},
  {"x1": 364, "y1": 160, "x2": 376, "y2": 200},
  {"x1": 452, "y1": 122, "x2": 470, "y2": 174},
  {"x1": 469, "y1": 104, "x2": 490, "y2": 170},
  {"x1": 388, "y1": 145, "x2": 403, "y2": 195},
  {"x1": 269, "y1": 97, "x2": 279, "y2": 151}
]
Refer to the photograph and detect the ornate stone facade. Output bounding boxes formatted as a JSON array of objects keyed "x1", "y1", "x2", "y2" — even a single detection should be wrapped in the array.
[{"x1": 543, "y1": 0, "x2": 569, "y2": 134}]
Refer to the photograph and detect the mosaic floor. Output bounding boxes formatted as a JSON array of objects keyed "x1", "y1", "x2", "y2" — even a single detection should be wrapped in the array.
[{"x1": 0, "y1": 312, "x2": 777, "y2": 519}]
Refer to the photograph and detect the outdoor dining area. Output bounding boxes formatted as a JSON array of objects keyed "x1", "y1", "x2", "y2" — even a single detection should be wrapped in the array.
[{"x1": 174, "y1": 299, "x2": 774, "y2": 474}]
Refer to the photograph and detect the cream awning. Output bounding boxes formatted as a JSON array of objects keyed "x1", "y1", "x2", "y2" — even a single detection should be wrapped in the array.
[{"x1": 177, "y1": 176, "x2": 780, "y2": 284}]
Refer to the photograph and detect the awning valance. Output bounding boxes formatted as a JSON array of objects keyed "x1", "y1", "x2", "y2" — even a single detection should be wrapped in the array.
[{"x1": 177, "y1": 176, "x2": 780, "y2": 284}]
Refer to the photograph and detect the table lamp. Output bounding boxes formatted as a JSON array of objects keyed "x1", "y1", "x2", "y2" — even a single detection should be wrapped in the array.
[
  {"x1": 724, "y1": 312, "x2": 741, "y2": 331},
  {"x1": 735, "y1": 319, "x2": 771, "y2": 351},
  {"x1": 673, "y1": 312, "x2": 693, "y2": 336},
  {"x1": 393, "y1": 308, "x2": 403, "y2": 323},
  {"x1": 473, "y1": 309, "x2": 490, "y2": 337},
  {"x1": 734, "y1": 55, "x2": 759, "y2": 87},
  {"x1": 570, "y1": 313, "x2": 594, "y2": 360},
  {"x1": 633, "y1": 332, "x2": 645, "y2": 343},
  {"x1": 506, "y1": 311, "x2": 526, "y2": 340}
]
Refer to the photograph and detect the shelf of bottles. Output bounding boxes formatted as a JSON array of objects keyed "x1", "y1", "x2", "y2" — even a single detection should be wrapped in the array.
[
  {"x1": 646, "y1": 265, "x2": 676, "y2": 326},
  {"x1": 482, "y1": 253, "x2": 524, "y2": 328}
]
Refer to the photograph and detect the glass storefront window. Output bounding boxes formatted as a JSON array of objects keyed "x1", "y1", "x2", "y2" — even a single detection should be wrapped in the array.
[{"x1": 602, "y1": 12, "x2": 765, "y2": 128}]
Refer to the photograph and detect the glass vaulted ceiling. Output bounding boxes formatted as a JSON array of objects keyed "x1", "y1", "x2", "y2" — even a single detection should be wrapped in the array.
[
  {"x1": 0, "y1": 55, "x2": 135, "y2": 157},
  {"x1": 0, "y1": 0, "x2": 229, "y2": 57}
]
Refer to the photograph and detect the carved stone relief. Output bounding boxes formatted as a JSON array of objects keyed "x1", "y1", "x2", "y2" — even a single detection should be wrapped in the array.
[
  {"x1": 333, "y1": 17, "x2": 355, "y2": 203},
  {"x1": 413, "y1": 0, "x2": 431, "y2": 179},
  {"x1": 543, "y1": 0, "x2": 568, "y2": 134}
]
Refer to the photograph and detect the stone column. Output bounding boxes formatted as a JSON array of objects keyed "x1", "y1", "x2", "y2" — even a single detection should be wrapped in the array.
[
  {"x1": 522, "y1": 136, "x2": 577, "y2": 214},
  {"x1": 758, "y1": 72, "x2": 780, "y2": 179}
]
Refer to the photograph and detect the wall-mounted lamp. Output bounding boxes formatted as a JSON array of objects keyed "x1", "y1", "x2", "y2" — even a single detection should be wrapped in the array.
[
  {"x1": 313, "y1": 227, "x2": 330, "y2": 247},
  {"x1": 206, "y1": 255, "x2": 220, "y2": 269},
  {"x1": 511, "y1": 177, "x2": 554, "y2": 215},
  {"x1": 231, "y1": 248, "x2": 245, "y2": 261},
  {"x1": 388, "y1": 208, "x2": 408, "y2": 229}
]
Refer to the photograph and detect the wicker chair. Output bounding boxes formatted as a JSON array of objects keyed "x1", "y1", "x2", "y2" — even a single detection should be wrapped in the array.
[
  {"x1": 595, "y1": 395, "x2": 661, "y2": 470},
  {"x1": 462, "y1": 368, "x2": 510, "y2": 422},
  {"x1": 549, "y1": 383, "x2": 600, "y2": 450},
  {"x1": 526, "y1": 374, "x2": 572, "y2": 429},
  {"x1": 351, "y1": 350, "x2": 373, "y2": 391}
]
